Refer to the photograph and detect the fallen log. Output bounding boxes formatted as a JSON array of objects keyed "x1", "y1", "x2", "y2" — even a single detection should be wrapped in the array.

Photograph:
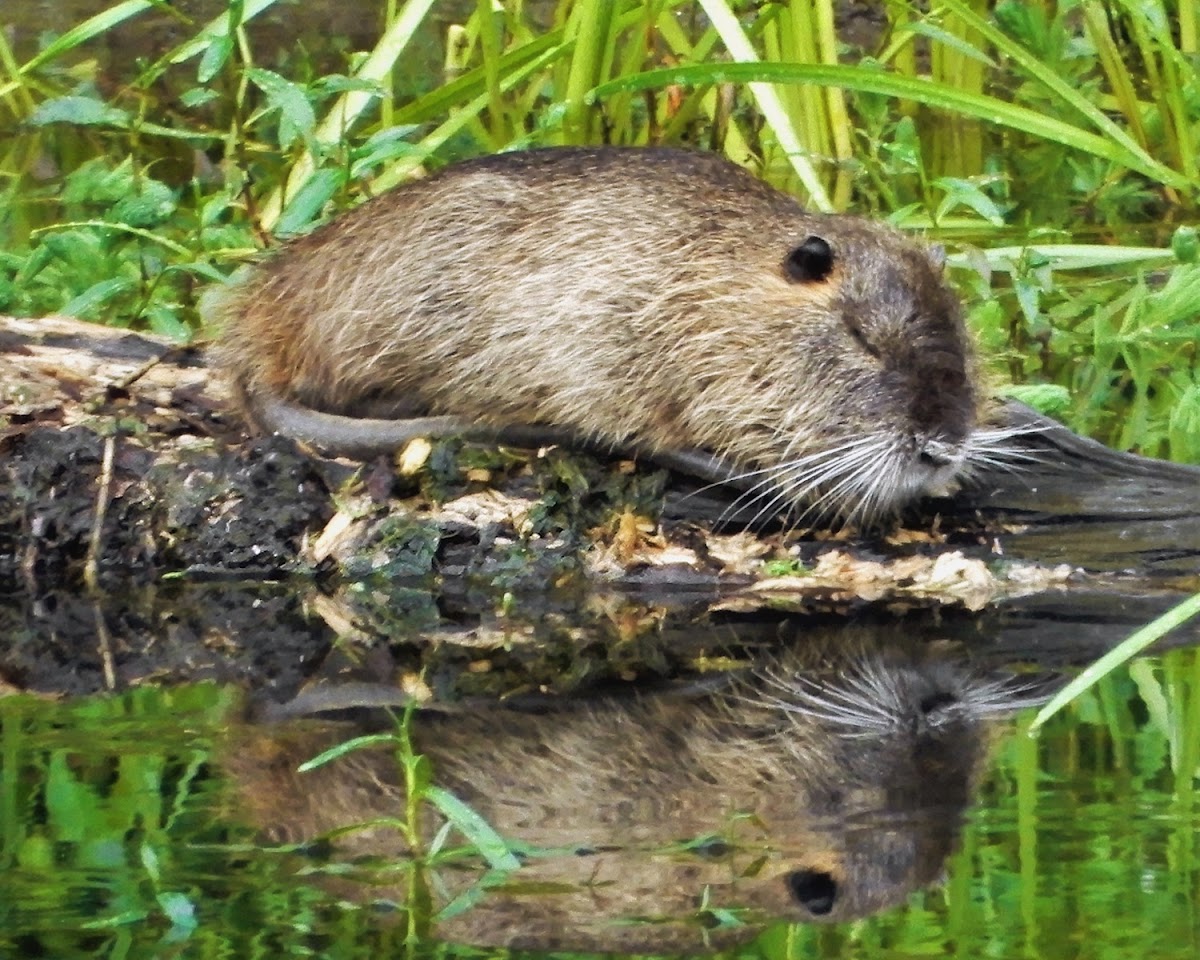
[{"x1": 1, "y1": 314, "x2": 1198, "y2": 699}]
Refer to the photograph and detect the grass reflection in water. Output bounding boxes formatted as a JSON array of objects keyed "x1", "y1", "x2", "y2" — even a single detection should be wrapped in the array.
[{"x1": 0, "y1": 648, "x2": 1197, "y2": 958}]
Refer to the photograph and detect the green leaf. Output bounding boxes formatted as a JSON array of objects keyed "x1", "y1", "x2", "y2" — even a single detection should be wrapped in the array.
[
  {"x1": 406, "y1": 752, "x2": 432, "y2": 798},
  {"x1": 81, "y1": 909, "x2": 150, "y2": 930},
  {"x1": 932, "y1": 176, "x2": 1006, "y2": 226},
  {"x1": 247, "y1": 67, "x2": 317, "y2": 150},
  {"x1": 298, "y1": 733, "x2": 397, "y2": 772},
  {"x1": 140, "y1": 842, "x2": 162, "y2": 885},
  {"x1": 110, "y1": 181, "x2": 177, "y2": 228},
  {"x1": 157, "y1": 892, "x2": 198, "y2": 937},
  {"x1": 1167, "y1": 385, "x2": 1200, "y2": 463},
  {"x1": 275, "y1": 168, "x2": 344, "y2": 236},
  {"x1": 1172, "y1": 225, "x2": 1199, "y2": 264},
  {"x1": 62, "y1": 278, "x2": 138, "y2": 319},
  {"x1": 308, "y1": 75, "x2": 389, "y2": 99},
  {"x1": 28, "y1": 96, "x2": 131, "y2": 128},
  {"x1": 62, "y1": 157, "x2": 135, "y2": 205},
  {"x1": 998, "y1": 383, "x2": 1072, "y2": 416},
  {"x1": 180, "y1": 87, "x2": 220, "y2": 108},
  {"x1": 143, "y1": 305, "x2": 193, "y2": 342},
  {"x1": 197, "y1": 33, "x2": 234, "y2": 84},
  {"x1": 350, "y1": 125, "x2": 421, "y2": 179},
  {"x1": 45, "y1": 752, "x2": 93, "y2": 842},
  {"x1": 41, "y1": 228, "x2": 105, "y2": 267},
  {"x1": 425, "y1": 786, "x2": 521, "y2": 871}
]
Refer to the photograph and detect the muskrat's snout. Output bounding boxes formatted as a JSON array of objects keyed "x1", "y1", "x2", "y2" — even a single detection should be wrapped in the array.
[
  {"x1": 912, "y1": 433, "x2": 970, "y2": 496},
  {"x1": 917, "y1": 437, "x2": 963, "y2": 469}
]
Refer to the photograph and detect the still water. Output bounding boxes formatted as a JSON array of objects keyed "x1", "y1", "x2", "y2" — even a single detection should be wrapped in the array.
[{"x1": 1, "y1": 634, "x2": 1197, "y2": 959}]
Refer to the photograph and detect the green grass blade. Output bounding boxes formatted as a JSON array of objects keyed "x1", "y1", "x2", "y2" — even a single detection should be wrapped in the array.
[
  {"x1": 17, "y1": 0, "x2": 159, "y2": 75},
  {"x1": 1029, "y1": 592, "x2": 1200, "y2": 731},
  {"x1": 936, "y1": 0, "x2": 1163, "y2": 175},
  {"x1": 371, "y1": 41, "x2": 569, "y2": 193},
  {"x1": 0, "y1": 25, "x2": 36, "y2": 114},
  {"x1": 697, "y1": 0, "x2": 834, "y2": 211},
  {"x1": 394, "y1": 33, "x2": 562, "y2": 126},
  {"x1": 958, "y1": 244, "x2": 1178, "y2": 271},
  {"x1": 902, "y1": 20, "x2": 997, "y2": 69},
  {"x1": 0, "y1": 0, "x2": 167, "y2": 100},
  {"x1": 589, "y1": 62, "x2": 1191, "y2": 188},
  {"x1": 561, "y1": 0, "x2": 615, "y2": 143}
]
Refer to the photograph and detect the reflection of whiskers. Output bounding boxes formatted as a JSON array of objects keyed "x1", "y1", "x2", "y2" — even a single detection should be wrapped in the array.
[{"x1": 745, "y1": 649, "x2": 1055, "y2": 739}]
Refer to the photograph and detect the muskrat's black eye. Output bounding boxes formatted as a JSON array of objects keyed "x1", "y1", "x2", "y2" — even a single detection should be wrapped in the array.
[
  {"x1": 785, "y1": 869, "x2": 838, "y2": 915},
  {"x1": 783, "y1": 236, "x2": 834, "y2": 283}
]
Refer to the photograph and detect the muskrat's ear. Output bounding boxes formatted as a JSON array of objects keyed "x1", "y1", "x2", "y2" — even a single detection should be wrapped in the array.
[
  {"x1": 927, "y1": 243, "x2": 947, "y2": 271},
  {"x1": 783, "y1": 236, "x2": 835, "y2": 283}
]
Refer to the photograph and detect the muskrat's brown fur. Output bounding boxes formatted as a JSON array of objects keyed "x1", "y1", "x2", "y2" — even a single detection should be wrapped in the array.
[
  {"x1": 207, "y1": 147, "x2": 980, "y2": 523},
  {"x1": 224, "y1": 644, "x2": 1043, "y2": 952}
]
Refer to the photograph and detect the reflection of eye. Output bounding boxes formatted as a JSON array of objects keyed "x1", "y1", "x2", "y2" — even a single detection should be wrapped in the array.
[
  {"x1": 919, "y1": 691, "x2": 959, "y2": 722},
  {"x1": 785, "y1": 869, "x2": 838, "y2": 915}
]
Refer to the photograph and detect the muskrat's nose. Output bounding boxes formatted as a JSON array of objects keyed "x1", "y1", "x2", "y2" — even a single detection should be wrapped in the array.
[{"x1": 917, "y1": 438, "x2": 961, "y2": 469}]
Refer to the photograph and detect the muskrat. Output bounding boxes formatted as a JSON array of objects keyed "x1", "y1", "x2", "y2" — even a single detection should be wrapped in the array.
[
  {"x1": 224, "y1": 642, "x2": 1047, "y2": 952},
  {"x1": 207, "y1": 147, "x2": 982, "y2": 524}
]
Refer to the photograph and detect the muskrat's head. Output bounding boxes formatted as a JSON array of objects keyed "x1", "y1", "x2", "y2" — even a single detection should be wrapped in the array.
[
  {"x1": 735, "y1": 219, "x2": 979, "y2": 526},
  {"x1": 748, "y1": 646, "x2": 1031, "y2": 786},
  {"x1": 735, "y1": 645, "x2": 1049, "y2": 922}
]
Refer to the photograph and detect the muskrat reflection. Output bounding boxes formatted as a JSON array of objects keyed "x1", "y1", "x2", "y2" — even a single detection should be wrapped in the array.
[{"x1": 224, "y1": 643, "x2": 1045, "y2": 953}]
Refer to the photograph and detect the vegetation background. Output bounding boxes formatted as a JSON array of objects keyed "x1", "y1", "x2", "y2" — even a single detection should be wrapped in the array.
[
  {"x1": 2, "y1": 0, "x2": 1198, "y2": 462},
  {"x1": 3, "y1": 3, "x2": 1200, "y2": 955}
]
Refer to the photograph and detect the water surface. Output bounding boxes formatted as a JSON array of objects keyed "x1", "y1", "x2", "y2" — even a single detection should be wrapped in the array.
[{"x1": 1, "y1": 643, "x2": 1197, "y2": 959}]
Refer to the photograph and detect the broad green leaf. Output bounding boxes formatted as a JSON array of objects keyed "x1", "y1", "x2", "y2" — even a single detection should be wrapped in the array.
[
  {"x1": 110, "y1": 182, "x2": 177, "y2": 228},
  {"x1": 62, "y1": 277, "x2": 138, "y2": 318},
  {"x1": 29, "y1": 96, "x2": 130, "y2": 128},
  {"x1": 275, "y1": 168, "x2": 345, "y2": 236},
  {"x1": 426, "y1": 786, "x2": 520, "y2": 871},
  {"x1": 247, "y1": 68, "x2": 317, "y2": 150},
  {"x1": 197, "y1": 33, "x2": 234, "y2": 83}
]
